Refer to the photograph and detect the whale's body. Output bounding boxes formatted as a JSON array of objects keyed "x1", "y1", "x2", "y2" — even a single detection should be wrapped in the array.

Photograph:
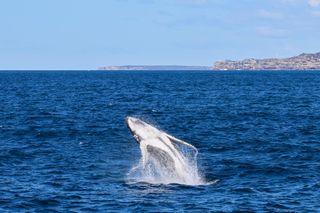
[{"x1": 126, "y1": 116, "x2": 202, "y2": 184}]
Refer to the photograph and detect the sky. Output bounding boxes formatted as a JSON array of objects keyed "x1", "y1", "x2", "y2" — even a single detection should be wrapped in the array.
[{"x1": 0, "y1": 0, "x2": 320, "y2": 69}]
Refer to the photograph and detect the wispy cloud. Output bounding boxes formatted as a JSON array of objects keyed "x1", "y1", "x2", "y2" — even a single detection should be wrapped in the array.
[
  {"x1": 258, "y1": 9, "x2": 284, "y2": 19},
  {"x1": 256, "y1": 26, "x2": 289, "y2": 37},
  {"x1": 308, "y1": 0, "x2": 320, "y2": 7},
  {"x1": 279, "y1": 0, "x2": 320, "y2": 7}
]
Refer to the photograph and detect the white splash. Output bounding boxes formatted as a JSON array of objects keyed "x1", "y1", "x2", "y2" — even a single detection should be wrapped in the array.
[{"x1": 126, "y1": 117, "x2": 206, "y2": 185}]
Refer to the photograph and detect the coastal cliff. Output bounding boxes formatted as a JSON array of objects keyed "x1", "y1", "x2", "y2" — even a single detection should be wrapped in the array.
[{"x1": 214, "y1": 52, "x2": 320, "y2": 70}]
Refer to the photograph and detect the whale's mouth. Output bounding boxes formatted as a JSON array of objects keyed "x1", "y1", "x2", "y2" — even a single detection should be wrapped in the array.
[
  {"x1": 126, "y1": 116, "x2": 206, "y2": 185},
  {"x1": 126, "y1": 117, "x2": 140, "y2": 144}
]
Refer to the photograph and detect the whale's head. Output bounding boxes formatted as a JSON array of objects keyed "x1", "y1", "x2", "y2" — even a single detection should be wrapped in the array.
[{"x1": 126, "y1": 116, "x2": 158, "y2": 144}]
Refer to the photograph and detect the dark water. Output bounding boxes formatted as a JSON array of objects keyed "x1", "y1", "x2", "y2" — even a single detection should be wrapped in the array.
[{"x1": 0, "y1": 71, "x2": 320, "y2": 212}]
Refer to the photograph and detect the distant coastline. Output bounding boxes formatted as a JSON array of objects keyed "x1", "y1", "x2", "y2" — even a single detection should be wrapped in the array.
[
  {"x1": 98, "y1": 65, "x2": 211, "y2": 71},
  {"x1": 99, "y1": 52, "x2": 320, "y2": 71}
]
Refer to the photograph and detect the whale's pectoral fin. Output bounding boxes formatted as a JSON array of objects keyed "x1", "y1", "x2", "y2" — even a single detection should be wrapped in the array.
[{"x1": 166, "y1": 134, "x2": 197, "y2": 152}]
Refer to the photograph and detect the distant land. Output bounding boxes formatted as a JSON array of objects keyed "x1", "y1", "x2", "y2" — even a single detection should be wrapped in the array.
[
  {"x1": 99, "y1": 52, "x2": 320, "y2": 71},
  {"x1": 98, "y1": 65, "x2": 211, "y2": 71},
  {"x1": 214, "y1": 52, "x2": 320, "y2": 70}
]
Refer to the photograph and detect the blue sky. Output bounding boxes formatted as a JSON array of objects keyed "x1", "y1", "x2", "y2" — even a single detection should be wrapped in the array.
[{"x1": 1, "y1": 0, "x2": 320, "y2": 69}]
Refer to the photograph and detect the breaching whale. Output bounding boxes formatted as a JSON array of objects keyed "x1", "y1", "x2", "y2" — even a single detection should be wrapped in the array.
[{"x1": 126, "y1": 116, "x2": 202, "y2": 184}]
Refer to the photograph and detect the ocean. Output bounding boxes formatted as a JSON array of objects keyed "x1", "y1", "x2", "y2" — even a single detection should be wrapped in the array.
[{"x1": 0, "y1": 71, "x2": 319, "y2": 212}]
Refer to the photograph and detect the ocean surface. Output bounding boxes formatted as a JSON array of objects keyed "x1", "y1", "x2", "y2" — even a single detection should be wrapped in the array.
[{"x1": 0, "y1": 71, "x2": 319, "y2": 212}]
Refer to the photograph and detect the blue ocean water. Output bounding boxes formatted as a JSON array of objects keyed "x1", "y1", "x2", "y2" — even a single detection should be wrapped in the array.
[{"x1": 0, "y1": 71, "x2": 319, "y2": 212}]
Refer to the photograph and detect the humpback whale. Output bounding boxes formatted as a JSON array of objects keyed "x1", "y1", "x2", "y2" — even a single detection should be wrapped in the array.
[{"x1": 126, "y1": 116, "x2": 203, "y2": 184}]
